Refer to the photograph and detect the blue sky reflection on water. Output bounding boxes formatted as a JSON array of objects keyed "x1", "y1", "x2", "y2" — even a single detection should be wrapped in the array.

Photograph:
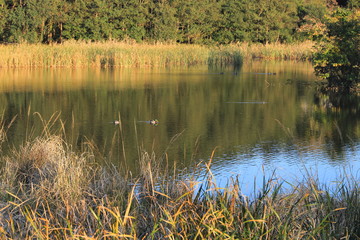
[{"x1": 199, "y1": 142, "x2": 360, "y2": 195}]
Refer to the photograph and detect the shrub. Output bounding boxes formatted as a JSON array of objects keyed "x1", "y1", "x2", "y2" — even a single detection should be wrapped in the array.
[{"x1": 312, "y1": 9, "x2": 360, "y2": 91}]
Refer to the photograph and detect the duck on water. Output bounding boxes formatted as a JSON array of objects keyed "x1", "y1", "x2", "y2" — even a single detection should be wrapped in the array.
[
  {"x1": 112, "y1": 119, "x2": 159, "y2": 126},
  {"x1": 139, "y1": 119, "x2": 159, "y2": 126}
]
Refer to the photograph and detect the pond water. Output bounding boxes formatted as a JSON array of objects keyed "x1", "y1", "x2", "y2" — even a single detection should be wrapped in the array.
[{"x1": 1, "y1": 61, "x2": 360, "y2": 192}]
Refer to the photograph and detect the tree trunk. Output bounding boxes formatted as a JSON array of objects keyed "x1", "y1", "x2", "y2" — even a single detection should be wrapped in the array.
[{"x1": 59, "y1": 22, "x2": 63, "y2": 43}]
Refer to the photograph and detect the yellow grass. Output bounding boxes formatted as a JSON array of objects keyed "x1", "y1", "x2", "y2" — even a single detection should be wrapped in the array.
[
  {"x1": 0, "y1": 112, "x2": 357, "y2": 239},
  {"x1": 227, "y1": 41, "x2": 315, "y2": 60},
  {"x1": 0, "y1": 131, "x2": 356, "y2": 239},
  {"x1": 0, "y1": 41, "x2": 314, "y2": 68}
]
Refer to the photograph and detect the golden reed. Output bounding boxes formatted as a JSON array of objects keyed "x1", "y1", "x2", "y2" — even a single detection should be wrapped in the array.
[{"x1": 0, "y1": 41, "x2": 314, "y2": 68}]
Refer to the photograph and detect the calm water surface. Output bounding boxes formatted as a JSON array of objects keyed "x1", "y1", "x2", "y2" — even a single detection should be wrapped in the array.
[{"x1": 1, "y1": 61, "x2": 360, "y2": 191}]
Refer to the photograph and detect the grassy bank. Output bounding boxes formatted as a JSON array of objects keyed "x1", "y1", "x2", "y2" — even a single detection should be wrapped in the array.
[
  {"x1": 235, "y1": 41, "x2": 314, "y2": 61},
  {"x1": 0, "y1": 129, "x2": 359, "y2": 238},
  {"x1": 0, "y1": 41, "x2": 313, "y2": 68}
]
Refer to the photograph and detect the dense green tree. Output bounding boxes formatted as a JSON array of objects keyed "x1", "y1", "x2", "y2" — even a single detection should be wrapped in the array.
[
  {"x1": 81, "y1": 0, "x2": 112, "y2": 40},
  {"x1": 59, "y1": 0, "x2": 148, "y2": 41},
  {"x1": 146, "y1": 0, "x2": 178, "y2": 42},
  {"x1": 214, "y1": 0, "x2": 249, "y2": 43},
  {"x1": 297, "y1": 0, "x2": 329, "y2": 22},
  {"x1": 105, "y1": 0, "x2": 130, "y2": 40},
  {"x1": 48, "y1": 0, "x2": 69, "y2": 43},
  {"x1": 0, "y1": 0, "x2": 353, "y2": 44},
  {"x1": 216, "y1": 0, "x2": 299, "y2": 44},
  {"x1": 30, "y1": 0, "x2": 67, "y2": 43},
  {"x1": 2, "y1": 0, "x2": 37, "y2": 42},
  {"x1": 0, "y1": 0, "x2": 7, "y2": 41},
  {"x1": 200, "y1": 0, "x2": 223, "y2": 44},
  {"x1": 245, "y1": 0, "x2": 298, "y2": 43},
  {"x1": 1, "y1": 0, "x2": 67, "y2": 43},
  {"x1": 296, "y1": 0, "x2": 330, "y2": 40},
  {"x1": 347, "y1": 0, "x2": 360, "y2": 8},
  {"x1": 62, "y1": 0, "x2": 88, "y2": 40},
  {"x1": 109, "y1": 0, "x2": 147, "y2": 41},
  {"x1": 174, "y1": 0, "x2": 221, "y2": 43},
  {"x1": 313, "y1": 8, "x2": 360, "y2": 90}
]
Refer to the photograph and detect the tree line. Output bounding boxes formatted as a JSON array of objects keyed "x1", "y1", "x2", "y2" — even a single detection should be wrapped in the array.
[{"x1": 0, "y1": 0, "x2": 357, "y2": 44}]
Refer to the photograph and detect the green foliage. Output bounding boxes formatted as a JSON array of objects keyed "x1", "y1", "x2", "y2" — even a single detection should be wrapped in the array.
[
  {"x1": 0, "y1": 3, "x2": 7, "y2": 41},
  {"x1": 146, "y1": 0, "x2": 178, "y2": 42},
  {"x1": 313, "y1": 9, "x2": 360, "y2": 91},
  {"x1": 251, "y1": 0, "x2": 299, "y2": 43},
  {"x1": 347, "y1": 0, "x2": 360, "y2": 8},
  {"x1": 0, "y1": 0, "x2": 352, "y2": 44},
  {"x1": 212, "y1": 0, "x2": 300, "y2": 44},
  {"x1": 0, "y1": 0, "x2": 66, "y2": 43},
  {"x1": 174, "y1": 0, "x2": 222, "y2": 44},
  {"x1": 214, "y1": 0, "x2": 249, "y2": 43},
  {"x1": 296, "y1": 0, "x2": 329, "y2": 40},
  {"x1": 62, "y1": 0, "x2": 87, "y2": 40}
]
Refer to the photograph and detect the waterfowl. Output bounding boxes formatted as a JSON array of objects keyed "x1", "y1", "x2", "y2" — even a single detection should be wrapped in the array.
[
  {"x1": 254, "y1": 72, "x2": 276, "y2": 75},
  {"x1": 113, "y1": 120, "x2": 120, "y2": 125},
  {"x1": 149, "y1": 119, "x2": 159, "y2": 126}
]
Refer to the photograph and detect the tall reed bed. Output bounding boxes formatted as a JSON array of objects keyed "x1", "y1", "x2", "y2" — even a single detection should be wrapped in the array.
[
  {"x1": 0, "y1": 119, "x2": 359, "y2": 239},
  {"x1": 0, "y1": 41, "x2": 314, "y2": 68},
  {"x1": 229, "y1": 41, "x2": 315, "y2": 61},
  {"x1": 0, "y1": 42, "x2": 216, "y2": 68}
]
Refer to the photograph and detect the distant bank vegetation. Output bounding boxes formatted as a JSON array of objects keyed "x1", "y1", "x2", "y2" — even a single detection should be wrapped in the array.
[
  {"x1": 0, "y1": 0, "x2": 358, "y2": 87},
  {"x1": 0, "y1": 41, "x2": 314, "y2": 68}
]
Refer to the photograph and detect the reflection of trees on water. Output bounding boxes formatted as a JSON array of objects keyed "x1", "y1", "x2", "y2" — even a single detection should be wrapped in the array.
[
  {"x1": 310, "y1": 91, "x2": 360, "y2": 160},
  {"x1": 212, "y1": 90, "x2": 360, "y2": 170},
  {"x1": 0, "y1": 64, "x2": 359, "y2": 175}
]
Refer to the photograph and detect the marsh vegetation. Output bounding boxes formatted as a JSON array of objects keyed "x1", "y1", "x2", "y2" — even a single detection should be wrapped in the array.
[
  {"x1": 0, "y1": 41, "x2": 314, "y2": 68},
  {"x1": 0, "y1": 120, "x2": 360, "y2": 239},
  {"x1": 0, "y1": 0, "x2": 359, "y2": 238}
]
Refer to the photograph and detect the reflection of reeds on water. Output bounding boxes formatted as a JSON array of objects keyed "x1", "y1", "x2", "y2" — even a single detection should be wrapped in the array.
[
  {"x1": 0, "y1": 115, "x2": 359, "y2": 239},
  {"x1": 0, "y1": 41, "x2": 313, "y2": 68}
]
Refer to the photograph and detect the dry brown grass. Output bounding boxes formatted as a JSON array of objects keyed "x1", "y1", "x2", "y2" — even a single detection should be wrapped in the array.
[
  {"x1": 0, "y1": 115, "x2": 358, "y2": 239},
  {"x1": 227, "y1": 41, "x2": 315, "y2": 60},
  {"x1": 0, "y1": 41, "x2": 314, "y2": 68},
  {"x1": 0, "y1": 41, "x2": 210, "y2": 68}
]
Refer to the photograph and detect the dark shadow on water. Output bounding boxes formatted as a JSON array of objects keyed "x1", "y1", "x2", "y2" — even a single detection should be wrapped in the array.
[
  {"x1": 314, "y1": 91, "x2": 360, "y2": 113},
  {"x1": 313, "y1": 91, "x2": 360, "y2": 159}
]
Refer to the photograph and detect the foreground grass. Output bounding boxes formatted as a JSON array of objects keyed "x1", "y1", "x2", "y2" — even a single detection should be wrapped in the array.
[
  {"x1": 0, "y1": 41, "x2": 313, "y2": 68},
  {"x1": 0, "y1": 132, "x2": 359, "y2": 239}
]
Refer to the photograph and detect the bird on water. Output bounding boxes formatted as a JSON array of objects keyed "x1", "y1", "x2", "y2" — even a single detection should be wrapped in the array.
[
  {"x1": 149, "y1": 119, "x2": 159, "y2": 126},
  {"x1": 112, "y1": 119, "x2": 159, "y2": 126}
]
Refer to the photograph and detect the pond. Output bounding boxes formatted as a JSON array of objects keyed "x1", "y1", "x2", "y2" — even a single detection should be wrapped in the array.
[{"x1": 1, "y1": 60, "x2": 360, "y2": 192}]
